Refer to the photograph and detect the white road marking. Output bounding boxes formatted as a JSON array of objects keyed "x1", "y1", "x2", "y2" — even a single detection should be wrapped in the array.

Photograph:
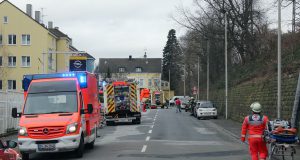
[
  {"x1": 146, "y1": 136, "x2": 150, "y2": 141},
  {"x1": 151, "y1": 125, "x2": 154, "y2": 128},
  {"x1": 141, "y1": 145, "x2": 147, "y2": 152},
  {"x1": 194, "y1": 127, "x2": 216, "y2": 135},
  {"x1": 148, "y1": 130, "x2": 152, "y2": 134}
]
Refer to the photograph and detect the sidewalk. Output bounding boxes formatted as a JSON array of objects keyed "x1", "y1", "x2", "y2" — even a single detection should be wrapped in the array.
[{"x1": 211, "y1": 118, "x2": 300, "y2": 159}]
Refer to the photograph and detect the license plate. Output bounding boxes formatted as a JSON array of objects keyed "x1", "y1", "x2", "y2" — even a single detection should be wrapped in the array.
[
  {"x1": 118, "y1": 119, "x2": 132, "y2": 122},
  {"x1": 38, "y1": 143, "x2": 56, "y2": 152},
  {"x1": 203, "y1": 112, "x2": 211, "y2": 115}
]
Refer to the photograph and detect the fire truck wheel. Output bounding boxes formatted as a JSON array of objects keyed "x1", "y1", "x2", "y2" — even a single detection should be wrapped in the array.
[
  {"x1": 21, "y1": 152, "x2": 30, "y2": 160},
  {"x1": 75, "y1": 135, "x2": 84, "y2": 158},
  {"x1": 133, "y1": 118, "x2": 141, "y2": 124},
  {"x1": 106, "y1": 121, "x2": 115, "y2": 126}
]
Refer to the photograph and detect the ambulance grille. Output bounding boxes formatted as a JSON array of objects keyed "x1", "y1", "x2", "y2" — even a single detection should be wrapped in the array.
[{"x1": 28, "y1": 126, "x2": 65, "y2": 138}]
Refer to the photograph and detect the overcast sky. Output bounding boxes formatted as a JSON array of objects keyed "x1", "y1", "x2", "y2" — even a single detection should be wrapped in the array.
[{"x1": 7, "y1": 0, "x2": 294, "y2": 60}]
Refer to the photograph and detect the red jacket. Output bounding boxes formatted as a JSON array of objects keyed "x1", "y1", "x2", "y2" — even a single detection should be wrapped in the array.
[
  {"x1": 241, "y1": 114, "x2": 269, "y2": 141},
  {"x1": 175, "y1": 99, "x2": 181, "y2": 105}
]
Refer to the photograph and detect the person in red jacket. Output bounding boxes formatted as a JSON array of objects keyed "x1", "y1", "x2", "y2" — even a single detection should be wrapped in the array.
[
  {"x1": 175, "y1": 98, "x2": 181, "y2": 113},
  {"x1": 241, "y1": 102, "x2": 269, "y2": 160}
]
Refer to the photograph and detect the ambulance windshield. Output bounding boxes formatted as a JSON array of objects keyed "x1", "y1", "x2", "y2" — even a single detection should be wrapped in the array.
[
  {"x1": 24, "y1": 92, "x2": 78, "y2": 115},
  {"x1": 24, "y1": 80, "x2": 78, "y2": 115}
]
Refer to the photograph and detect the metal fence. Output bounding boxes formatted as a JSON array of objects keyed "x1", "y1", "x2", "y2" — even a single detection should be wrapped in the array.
[{"x1": 0, "y1": 91, "x2": 23, "y2": 135}]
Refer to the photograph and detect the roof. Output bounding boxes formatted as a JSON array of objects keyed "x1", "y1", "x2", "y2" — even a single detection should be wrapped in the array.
[
  {"x1": 49, "y1": 28, "x2": 71, "y2": 40},
  {"x1": 69, "y1": 45, "x2": 95, "y2": 60},
  {"x1": 98, "y1": 58, "x2": 162, "y2": 73},
  {"x1": 86, "y1": 53, "x2": 95, "y2": 60},
  {"x1": 0, "y1": 0, "x2": 49, "y2": 31}
]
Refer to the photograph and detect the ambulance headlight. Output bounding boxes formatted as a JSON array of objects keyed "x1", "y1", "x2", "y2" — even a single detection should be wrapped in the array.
[
  {"x1": 19, "y1": 127, "x2": 27, "y2": 136},
  {"x1": 67, "y1": 123, "x2": 78, "y2": 134}
]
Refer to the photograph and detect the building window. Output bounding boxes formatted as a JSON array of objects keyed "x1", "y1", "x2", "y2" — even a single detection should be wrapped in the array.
[
  {"x1": 161, "y1": 82, "x2": 164, "y2": 87},
  {"x1": 148, "y1": 79, "x2": 152, "y2": 87},
  {"x1": 139, "y1": 79, "x2": 144, "y2": 87},
  {"x1": 0, "y1": 56, "x2": 2, "y2": 67},
  {"x1": 166, "y1": 82, "x2": 169, "y2": 87},
  {"x1": 22, "y1": 56, "x2": 30, "y2": 67},
  {"x1": 21, "y1": 34, "x2": 31, "y2": 45},
  {"x1": 136, "y1": 67, "x2": 142, "y2": 72},
  {"x1": 3, "y1": 16, "x2": 8, "y2": 24},
  {"x1": 8, "y1": 80, "x2": 16, "y2": 90},
  {"x1": 48, "y1": 52, "x2": 53, "y2": 70},
  {"x1": 119, "y1": 67, "x2": 125, "y2": 73},
  {"x1": 0, "y1": 80, "x2": 2, "y2": 90},
  {"x1": 0, "y1": 34, "x2": 2, "y2": 45},
  {"x1": 8, "y1": 34, "x2": 16, "y2": 45},
  {"x1": 8, "y1": 56, "x2": 16, "y2": 67},
  {"x1": 154, "y1": 79, "x2": 160, "y2": 87}
]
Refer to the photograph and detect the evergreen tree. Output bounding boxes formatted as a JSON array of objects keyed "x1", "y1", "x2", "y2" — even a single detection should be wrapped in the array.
[{"x1": 162, "y1": 29, "x2": 183, "y2": 94}]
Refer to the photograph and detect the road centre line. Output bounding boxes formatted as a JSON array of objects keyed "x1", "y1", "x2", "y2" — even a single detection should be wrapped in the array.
[
  {"x1": 148, "y1": 130, "x2": 152, "y2": 134},
  {"x1": 141, "y1": 145, "x2": 147, "y2": 152},
  {"x1": 146, "y1": 136, "x2": 150, "y2": 141},
  {"x1": 151, "y1": 125, "x2": 154, "y2": 128}
]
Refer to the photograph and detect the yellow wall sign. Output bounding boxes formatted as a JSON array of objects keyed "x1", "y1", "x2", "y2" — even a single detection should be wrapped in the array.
[{"x1": 70, "y1": 56, "x2": 87, "y2": 60}]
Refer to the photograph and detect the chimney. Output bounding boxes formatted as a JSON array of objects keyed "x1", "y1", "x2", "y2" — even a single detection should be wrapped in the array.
[
  {"x1": 26, "y1": 4, "x2": 32, "y2": 17},
  {"x1": 48, "y1": 21, "x2": 53, "y2": 29},
  {"x1": 35, "y1": 11, "x2": 40, "y2": 23},
  {"x1": 144, "y1": 52, "x2": 147, "y2": 58},
  {"x1": 129, "y1": 55, "x2": 132, "y2": 61}
]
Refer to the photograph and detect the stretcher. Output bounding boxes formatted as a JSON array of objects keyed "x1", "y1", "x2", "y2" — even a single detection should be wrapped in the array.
[{"x1": 264, "y1": 119, "x2": 299, "y2": 160}]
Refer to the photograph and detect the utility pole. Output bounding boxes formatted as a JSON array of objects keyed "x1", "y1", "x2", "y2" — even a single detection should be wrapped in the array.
[
  {"x1": 184, "y1": 65, "x2": 186, "y2": 97},
  {"x1": 225, "y1": 12, "x2": 228, "y2": 120},
  {"x1": 198, "y1": 56, "x2": 200, "y2": 100},
  {"x1": 292, "y1": 0, "x2": 296, "y2": 55},
  {"x1": 207, "y1": 40, "x2": 210, "y2": 101},
  {"x1": 278, "y1": 0, "x2": 282, "y2": 119}
]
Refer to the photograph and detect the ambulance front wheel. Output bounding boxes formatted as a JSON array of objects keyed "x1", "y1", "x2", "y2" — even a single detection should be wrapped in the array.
[
  {"x1": 21, "y1": 152, "x2": 30, "y2": 160},
  {"x1": 75, "y1": 135, "x2": 84, "y2": 158}
]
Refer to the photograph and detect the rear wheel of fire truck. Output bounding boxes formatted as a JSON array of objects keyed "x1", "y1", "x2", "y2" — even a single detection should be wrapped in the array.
[
  {"x1": 133, "y1": 117, "x2": 141, "y2": 124},
  {"x1": 75, "y1": 134, "x2": 84, "y2": 158},
  {"x1": 21, "y1": 152, "x2": 30, "y2": 160},
  {"x1": 106, "y1": 121, "x2": 115, "y2": 126}
]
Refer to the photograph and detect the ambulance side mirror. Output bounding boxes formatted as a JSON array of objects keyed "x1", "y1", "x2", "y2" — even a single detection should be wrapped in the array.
[
  {"x1": 6, "y1": 140, "x2": 18, "y2": 149},
  {"x1": 87, "y1": 104, "x2": 93, "y2": 114},
  {"x1": 80, "y1": 104, "x2": 93, "y2": 114},
  {"x1": 12, "y1": 108, "x2": 21, "y2": 118}
]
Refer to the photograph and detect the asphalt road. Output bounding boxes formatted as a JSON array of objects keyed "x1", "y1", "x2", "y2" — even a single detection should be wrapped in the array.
[{"x1": 28, "y1": 108, "x2": 251, "y2": 160}]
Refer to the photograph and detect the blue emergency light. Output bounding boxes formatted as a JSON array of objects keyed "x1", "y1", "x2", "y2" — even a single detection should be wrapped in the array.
[{"x1": 22, "y1": 72, "x2": 88, "y2": 91}]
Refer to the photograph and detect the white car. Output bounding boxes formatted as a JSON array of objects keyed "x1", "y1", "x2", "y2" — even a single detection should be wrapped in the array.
[
  {"x1": 195, "y1": 101, "x2": 217, "y2": 119},
  {"x1": 169, "y1": 96, "x2": 190, "y2": 107}
]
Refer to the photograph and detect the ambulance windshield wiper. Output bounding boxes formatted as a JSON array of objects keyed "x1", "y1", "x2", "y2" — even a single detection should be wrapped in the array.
[{"x1": 45, "y1": 111, "x2": 72, "y2": 114}]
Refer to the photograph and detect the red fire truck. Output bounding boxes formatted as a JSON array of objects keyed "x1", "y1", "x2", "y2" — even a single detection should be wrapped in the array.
[{"x1": 104, "y1": 81, "x2": 141, "y2": 125}]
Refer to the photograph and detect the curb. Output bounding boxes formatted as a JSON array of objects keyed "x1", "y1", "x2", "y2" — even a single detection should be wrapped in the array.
[{"x1": 0, "y1": 130, "x2": 18, "y2": 138}]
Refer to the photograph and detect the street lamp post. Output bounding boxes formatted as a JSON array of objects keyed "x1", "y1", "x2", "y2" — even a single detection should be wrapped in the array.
[
  {"x1": 277, "y1": 0, "x2": 282, "y2": 119},
  {"x1": 225, "y1": 12, "x2": 228, "y2": 120},
  {"x1": 184, "y1": 65, "x2": 186, "y2": 97},
  {"x1": 207, "y1": 40, "x2": 210, "y2": 101}
]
